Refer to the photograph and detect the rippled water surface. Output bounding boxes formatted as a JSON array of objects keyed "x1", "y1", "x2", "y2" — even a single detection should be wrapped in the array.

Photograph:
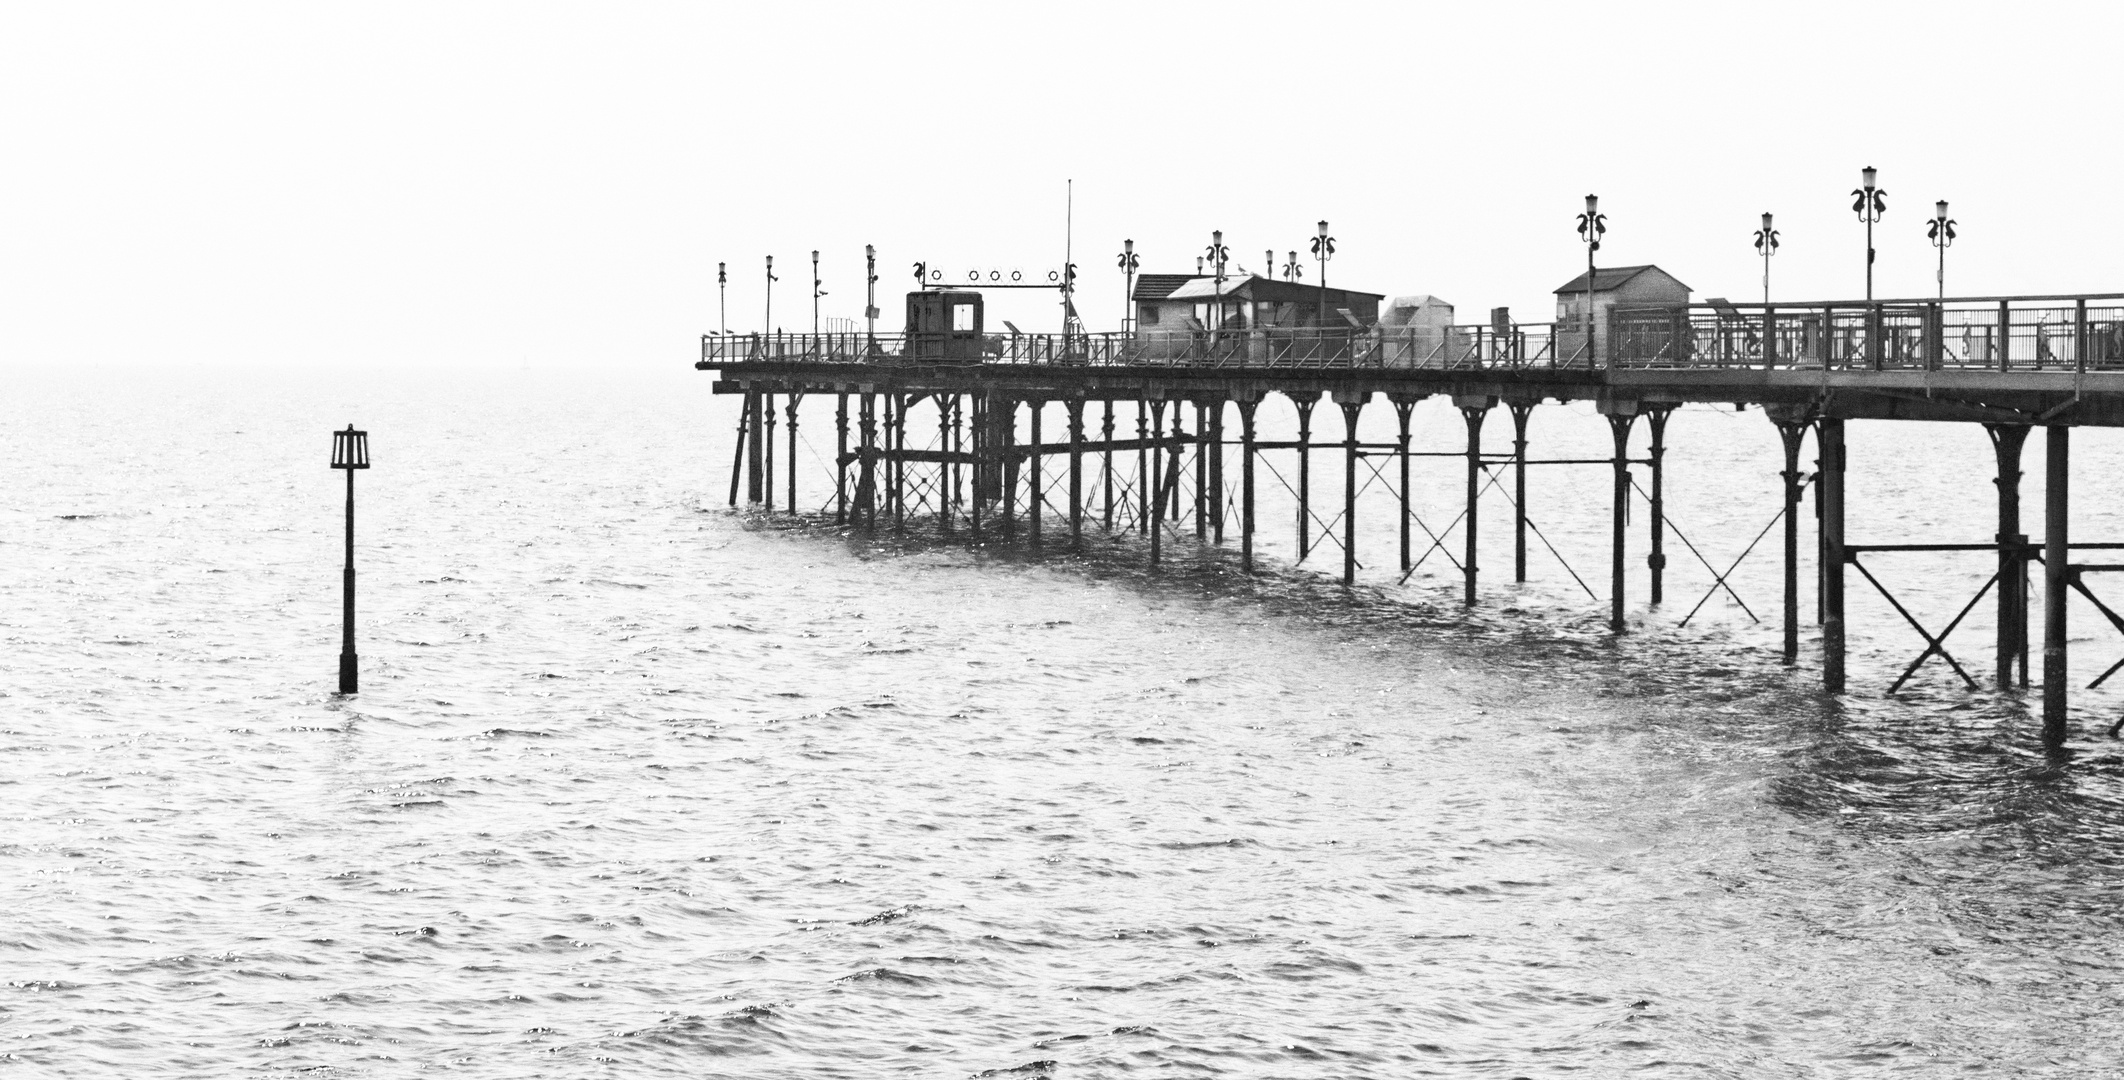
[{"x1": 6, "y1": 367, "x2": 2124, "y2": 1077}]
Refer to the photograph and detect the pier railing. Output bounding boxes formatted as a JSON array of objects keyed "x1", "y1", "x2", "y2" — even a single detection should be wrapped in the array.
[
  {"x1": 700, "y1": 324, "x2": 1584, "y2": 372},
  {"x1": 1609, "y1": 295, "x2": 2124, "y2": 372},
  {"x1": 700, "y1": 294, "x2": 2124, "y2": 375}
]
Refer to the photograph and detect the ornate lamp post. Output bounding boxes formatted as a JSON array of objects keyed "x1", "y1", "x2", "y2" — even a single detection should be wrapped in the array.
[
  {"x1": 1753, "y1": 212, "x2": 1780, "y2": 305},
  {"x1": 330, "y1": 426, "x2": 370, "y2": 695},
  {"x1": 1928, "y1": 200, "x2": 1956, "y2": 300},
  {"x1": 1310, "y1": 221, "x2": 1334, "y2": 327},
  {"x1": 1851, "y1": 166, "x2": 1887, "y2": 302},
  {"x1": 865, "y1": 244, "x2": 878, "y2": 347},
  {"x1": 1205, "y1": 230, "x2": 1229, "y2": 331},
  {"x1": 811, "y1": 250, "x2": 825, "y2": 335},
  {"x1": 1282, "y1": 250, "x2": 1302, "y2": 283},
  {"x1": 717, "y1": 261, "x2": 727, "y2": 336},
  {"x1": 1117, "y1": 239, "x2": 1138, "y2": 332},
  {"x1": 1576, "y1": 195, "x2": 1606, "y2": 351}
]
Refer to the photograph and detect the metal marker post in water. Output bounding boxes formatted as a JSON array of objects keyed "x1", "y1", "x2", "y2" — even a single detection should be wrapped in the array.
[{"x1": 331, "y1": 426, "x2": 370, "y2": 694}]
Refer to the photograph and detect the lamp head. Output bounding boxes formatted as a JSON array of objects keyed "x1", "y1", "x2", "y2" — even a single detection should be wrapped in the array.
[
  {"x1": 1124, "y1": 238, "x2": 1133, "y2": 255},
  {"x1": 1586, "y1": 194, "x2": 1598, "y2": 216},
  {"x1": 1317, "y1": 220, "x2": 1329, "y2": 239},
  {"x1": 1761, "y1": 211, "x2": 1772, "y2": 230},
  {"x1": 331, "y1": 426, "x2": 370, "y2": 470},
  {"x1": 1936, "y1": 199, "x2": 1949, "y2": 220},
  {"x1": 1862, "y1": 165, "x2": 1877, "y2": 191},
  {"x1": 865, "y1": 244, "x2": 874, "y2": 259}
]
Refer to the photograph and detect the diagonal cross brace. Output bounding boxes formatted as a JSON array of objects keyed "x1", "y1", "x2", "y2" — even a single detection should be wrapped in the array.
[{"x1": 1849, "y1": 557, "x2": 1994, "y2": 694}]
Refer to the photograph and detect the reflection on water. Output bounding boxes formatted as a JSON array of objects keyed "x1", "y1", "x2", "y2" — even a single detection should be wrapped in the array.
[{"x1": 2, "y1": 368, "x2": 2121, "y2": 1077}]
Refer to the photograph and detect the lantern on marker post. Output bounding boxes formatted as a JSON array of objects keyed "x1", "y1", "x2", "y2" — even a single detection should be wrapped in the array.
[{"x1": 331, "y1": 425, "x2": 370, "y2": 694}]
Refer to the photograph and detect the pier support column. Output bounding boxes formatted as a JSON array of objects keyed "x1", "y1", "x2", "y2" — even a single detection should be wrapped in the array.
[
  {"x1": 835, "y1": 392, "x2": 849, "y2": 524},
  {"x1": 999, "y1": 398, "x2": 1018, "y2": 536},
  {"x1": 890, "y1": 394, "x2": 908, "y2": 532},
  {"x1": 1169, "y1": 404, "x2": 1185, "y2": 521},
  {"x1": 1067, "y1": 398, "x2": 1086, "y2": 550},
  {"x1": 1456, "y1": 395, "x2": 1494, "y2": 607},
  {"x1": 1770, "y1": 413, "x2": 1810, "y2": 666},
  {"x1": 1821, "y1": 417, "x2": 1847, "y2": 692},
  {"x1": 1028, "y1": 399, "x2": 1044, "y2": 546},
  {"x1": 1987, "y1": 424, "x2": 2031, "y2": 689},
  {"x1": 1238, "y1": 395, "x2": 1260, "y2": 572},
  {"x1": 1508, "y1": 399, "x2": 1535, "y2": 582},
  {"x1": 737, "y1": 388, "x2": 760, "y2": 506},
  {"x1": 1194, "y1": 401, "x2": 1209, "y2": 541},
  {"x1": 936, "y1": 397, "x2": 955, "y2": 534},
  {"x1": 1290, "y1": 392, "x2": 1319, "y2": 561},
  {"x1": 1336, "y1": 392, "x2": 1368, "y2": 586},
  {"x1": 968, "y1": 395, "x2": 984, "y2": 539},
  {"x1": 1393, "y1": 395, "x2": 1419, "y2": 575},
  {"x1": 1646, "y1": 405, "x2": 1674, "y2": 605},
  {"x1": 762, "y1": 390, "x2": 777, "y2": 511},
  {"x1": 1602, "y1": 399, "x2": 1639, "y2": 633},
  {"x1": 786, "y1": 393, "x2": 801, "y2": 515},
  {"x1": 1208, "y1": 399, "x2": 1225, "y2": 545},
  {"x1": 1146, "y1": 399, "x2": 1166, "y2": 538},
  {"x1": 1136, "y1": 401, "x2": 1152, "y2": 532},
  {"x1": 2043, "y1": 424, "x2": 2069, "y2": 742},
  {"x1": 1101, "y1": 401, "x2": 1117, "y2": 533},
  {"x1": 856, "y1": 390, "x2": 878, "y2": 531}
]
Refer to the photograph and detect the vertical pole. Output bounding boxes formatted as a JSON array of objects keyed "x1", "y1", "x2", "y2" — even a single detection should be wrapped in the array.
[
  {"x1": 730, "y1": 390, "x2": 752, "y2": 507},
  {"x1": 1208, "y1": 400, "x2": 1225, "y2": 545},
  {"x1": 1509, "y1": 401, "x2": 1533, "y2": 582},
  {"x1": 1461, "y1": 402, "x2": 1488, "y2": 606},
  {"x1": 1137, "y1": 401, "x2": 1151, "y2": 532},
  {"x1": 1149, "y1": 401, "x2": 1167, "y2": 568},
  {"x1": 1989, "y1": 423, "x2": 2030, "y2": 690},
  {"x1": 969, "y1": 395, "x2": 984, "y2": 539},
  {"x1": 1341, "y1": 395, "x2": 1364, "y2": 585},
  {"x1": 2043, "y1": 424, "x2": 2069, "y2": 742},
  {"x1": 857, "y1": 393, "x2": 877, "y2": 531},
  {"x1": 1395, "y1": 397, "x2": 1415, "y2": 575},
  {"x1": 1169, "y1": 405, "x2": 1185, "y2": 521},
  {"x1": 938, "y1": 397, "x2": 954, "y2": 533},
  {"x1": 1101, "y1": 400, "x2": 1116, "y2": 533},
  {"x1": 1821, "y1": 418, "x2": 1846, "y2": 692},
  {"x1": 1067, "y1": 398, "x2": 1085, "y2": 550},
  {"x1": 340, "y1": 467, "x2": 357, "y2": 694},
  {"x1": 1607, "y1": 410, "x2": 1638, "y2": 633},
  {"x1": 1647, "y1": 405, "x2": 1671, "y2": 605},
  {"x1": 745, "y1": 390, "x2": 765, "y2": 504},
  {"x1": 1295, "y1": 395, "x2": 1316, "y2": 561},
  {"x1": 1194, "y1": 401, "x2": 1208, "y2": 540},
  {"x1": 785, "y1": 393, "x2": 800, "y2": 515},
  {"x1": 1000, "y1": 398, "x2": 1018, "y2": 536},
  {"x1": 1239, "y1": 398, "x2": 1258, "y2": 572},
  {"x1": 762, "y1": 391, "x2": 776, "y2": 512},
  {"x1": 1028, "y1": 399, "x2": 1044, "y2": 546},
  {"x1": 1776, "y1": 419, "x2": 1808, "y2": 665},
  {"x1": 1814, "y1": 424, "x2": 1826, "y2": 625},
  {"x1": 835, "y1": 392, "x2": 849, "y2": 524},
  {"x1": 890, "y1": 394, "x2": 907, "y2": 533}
]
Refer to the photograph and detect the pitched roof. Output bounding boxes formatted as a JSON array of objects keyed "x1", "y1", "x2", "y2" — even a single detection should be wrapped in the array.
[
  {"x1": 1131, "y1": 274, "x2": 1195, "y2": 301},
  {"x1": 1156, "y1": 274, "x2": 1385, "y2": 303},
  {"x1": 1552, "y1": 264, "x2": 1692, "y2": 295}
]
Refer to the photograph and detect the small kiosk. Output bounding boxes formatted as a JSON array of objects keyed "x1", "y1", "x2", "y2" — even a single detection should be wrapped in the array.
[{"x1": 904, "y1": 290, "x2": 984, "y2": 362}]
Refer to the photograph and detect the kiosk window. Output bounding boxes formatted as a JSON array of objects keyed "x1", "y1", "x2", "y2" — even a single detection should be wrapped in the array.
[{"x1": 952, "y1": 304, "x2": 974, "y2": 331}]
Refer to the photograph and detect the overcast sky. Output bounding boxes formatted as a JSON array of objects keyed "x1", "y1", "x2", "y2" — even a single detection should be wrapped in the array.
[{"x1": 4, "y1": 1, "x2": 2117, "y2": 372}]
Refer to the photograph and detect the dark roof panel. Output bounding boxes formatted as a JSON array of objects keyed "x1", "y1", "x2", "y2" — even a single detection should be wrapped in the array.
[
  {"x1": 1131, "y1": 274, "x2": 1195, "y2": 301},
  {"x1": 1552, "y1": 264, "x2": 1692, "y2": 295}
]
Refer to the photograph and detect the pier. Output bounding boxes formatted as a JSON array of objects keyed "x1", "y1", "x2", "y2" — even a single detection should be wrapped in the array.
[{"x1": 699, "y1": 291, "x2": 2124, "y2": 744}]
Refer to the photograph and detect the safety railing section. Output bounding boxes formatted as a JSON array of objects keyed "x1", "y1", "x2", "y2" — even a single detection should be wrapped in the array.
[
  {"x1": 699, "y1": 324, "x2": 1582, "y2": 373},
  {"x1": 1609, "y1": 295, "x2": 2124, "y2": 373}
]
